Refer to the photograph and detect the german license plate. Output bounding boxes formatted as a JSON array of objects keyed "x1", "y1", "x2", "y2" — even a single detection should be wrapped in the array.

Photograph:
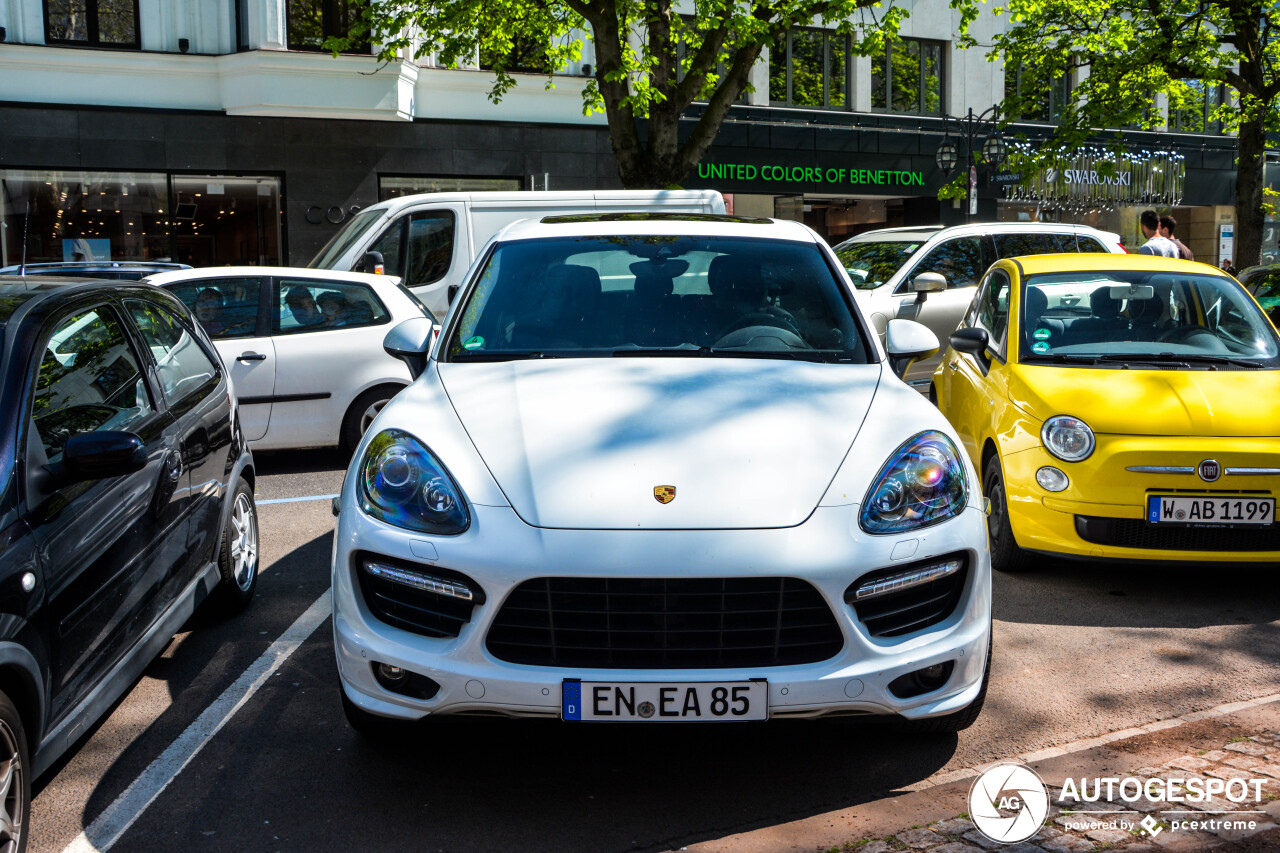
[
  {"x1": 562, "y1": 680, "x2": 768, "y2": 722},
  {"x1": 1147, "y1": 495, "x2": 1274, "y2": 526}
]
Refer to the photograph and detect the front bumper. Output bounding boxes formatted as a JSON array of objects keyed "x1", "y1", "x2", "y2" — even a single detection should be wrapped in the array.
[
  {"x1": 332, "y1": 501, "x2": 991, "y2": 722},
  {"x1": 1001, "y1": 436, "x2": 1280, "y2": 563}
]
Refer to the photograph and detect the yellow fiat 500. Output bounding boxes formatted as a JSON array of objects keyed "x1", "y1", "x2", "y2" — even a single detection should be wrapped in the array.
[{"x1": 932, "y1": 253, "x2": 1280, "y2": 571}]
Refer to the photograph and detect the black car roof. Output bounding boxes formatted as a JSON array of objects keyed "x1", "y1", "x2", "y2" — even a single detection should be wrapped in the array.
[{"x1": 0, "y1": 275, "x2": 173, "y2": 328}]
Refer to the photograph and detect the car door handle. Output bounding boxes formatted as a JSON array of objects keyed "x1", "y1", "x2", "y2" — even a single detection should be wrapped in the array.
[{"x1": 236, "y1": 352, "x2": 267, "y2": 362}]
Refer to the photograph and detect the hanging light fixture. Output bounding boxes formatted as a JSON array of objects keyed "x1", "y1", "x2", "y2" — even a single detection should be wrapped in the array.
[
  {"x1": 935, "y1": 138, "x2": 959, "y2": 176},
  {"x1": 981, "y1": 133, "x2": 1007, "y2": 169}
]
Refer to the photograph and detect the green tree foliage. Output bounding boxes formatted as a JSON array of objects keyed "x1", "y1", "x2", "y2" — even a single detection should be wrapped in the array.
[
  {"x1": 993, "y1": 0, "x2": 1279, "y2": 266},
  {"x1": 330, "y1": 0, "x2": 978, "y2": 188}
]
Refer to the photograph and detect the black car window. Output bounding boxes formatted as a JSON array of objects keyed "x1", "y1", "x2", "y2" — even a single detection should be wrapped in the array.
[
  {"x1": 125, "y1": 301, "x2": 220, "y2": 406},
  {"x1": 167, "y1": 277, "x2": 263, "y2": 339},
  {"x1": 32, "y1": 306, "x2": 155, "y2": 464},
  {"x1": 908, "y1": 237, "x2": 985, "y2": 290},
  {"x1": 994, "y1": 232, "x2": 1076, "y2": 258},
  {"x1": 276, "y1": 279, "x2": 390, "y2": 333},
  {"x1": 1076, "y1": 236, "x2": 1109, "y2": 253},
  {"x1": 367, "y1": 220, "x2": 404, "y2": 278}
]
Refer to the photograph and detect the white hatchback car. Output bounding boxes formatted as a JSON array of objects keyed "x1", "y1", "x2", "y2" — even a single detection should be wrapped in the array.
[
  {"x1": 333, "y1": 214, "x2": 993, "y2": 732},
  {"x1": 146, "y1": 267, "x2": 427, "y2": 451},
  {"x1": 835, "y1": 223, "x2": 1125, "y2": 384}
]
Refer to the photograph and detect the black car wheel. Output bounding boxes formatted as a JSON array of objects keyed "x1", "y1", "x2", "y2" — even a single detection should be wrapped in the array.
[
  {"x1": 342, "y1": 385, "x2": 403, "y2": 453},
  {"x1": 216, "y1": 477, "x2": 259, "y2": 613},
  {"x1": 0, "y1": 691, "x2": 29, "y2": 853},
  {"x1": 984, "y1": 455, "x2": 1034, "y2": 573}
]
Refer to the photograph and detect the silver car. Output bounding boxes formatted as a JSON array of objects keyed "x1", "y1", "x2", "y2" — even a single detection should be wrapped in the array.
[{"x1": 836, "y1": 223, "x2": 1125, "y2": 385}]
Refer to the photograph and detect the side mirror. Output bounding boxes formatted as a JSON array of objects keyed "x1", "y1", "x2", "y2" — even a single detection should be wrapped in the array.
[
  {"x1": 45, "y1": 431, "x2": 147, "y2": 488},
  {"x1": 910, "y1": 272, "x2": 948, "y2": 303},
  {"x1": 447, "y1": 284, "x2": 459, "y2": 305},
  {"x1": 948, "y1": 326, "x2": 990, "y2": 357},
  {"x1": 359, "y1": 250, "x2": 386, "y2": 275},
  {"x1": 383, "y1": 317, "x2": 436, "y2": 380},
  {"x1": 885, "y1": 318, "x2": 940, "y2": 379}
]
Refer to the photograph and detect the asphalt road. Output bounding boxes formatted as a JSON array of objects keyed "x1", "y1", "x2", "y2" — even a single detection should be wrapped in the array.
[{"x1": 28, "y1": 449, "x2": 1280, "y2": 853}]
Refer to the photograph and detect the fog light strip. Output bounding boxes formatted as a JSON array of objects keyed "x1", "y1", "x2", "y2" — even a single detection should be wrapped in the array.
[
  {"x1": 364, "y1": 561, "x2": 474, "y2": 601},
  {"x1": 854, "y1": 559, "x2": 963, "y2": 601}
]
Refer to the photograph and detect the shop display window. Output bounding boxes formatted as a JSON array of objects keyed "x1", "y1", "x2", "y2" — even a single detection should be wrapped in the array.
[{"x1": 0, "y1": 170, "x2": 282, "y2": 268}]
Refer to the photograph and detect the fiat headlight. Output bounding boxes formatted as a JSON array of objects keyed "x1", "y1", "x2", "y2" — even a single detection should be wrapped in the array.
[
  {"x1": 860, "y1": 431, "x2": 968, "y2": 534},
  {"x1": 1041, "y1": 415, "x2": 1095, "y2": 463},
  {"x1": 359, "y1": 429, "x2": 469, "y2": 534}
]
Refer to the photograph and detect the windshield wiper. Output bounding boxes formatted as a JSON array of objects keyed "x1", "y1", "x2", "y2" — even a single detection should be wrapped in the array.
[
  {"x1": 611, "y1": 345, "x2": 710, "y2": 357},
  {"x1": 1095, "y1": 353, "x2": 1191, "y2": 368},
  {"x1": 1160, "y1": 353, "x2": 1266, "y2": 369},
  {"x1": 1093, "y1": 352, "x2": 1263, "y2": 369},
  {"x1": 452, "y1": 350, "x2": 552, "y2": 361},
  {"x1": 1020, "y1": 353, "x2": 1101, "y2": 364}
]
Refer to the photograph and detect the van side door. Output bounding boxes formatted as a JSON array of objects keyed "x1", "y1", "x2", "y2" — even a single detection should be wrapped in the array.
[{"x1": 364, "y1": 203, "x2": 469, "y2": 319}]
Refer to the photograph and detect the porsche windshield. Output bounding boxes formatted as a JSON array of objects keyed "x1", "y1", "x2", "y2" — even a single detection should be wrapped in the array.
[
  {"x1": 447, "y1": 235, "x2": 871, "y2": 362},
  {"x1": 1020, "y1": 270, "x2": 1280, "y2": 366},
  {"x1": 835, "y1": 240, "x2": 926, "y2": 290}
]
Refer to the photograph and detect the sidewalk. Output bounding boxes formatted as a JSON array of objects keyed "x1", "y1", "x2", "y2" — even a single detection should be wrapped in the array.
[{"x1": 675, "y1": 700, "x2": 1280, "y2": 853}]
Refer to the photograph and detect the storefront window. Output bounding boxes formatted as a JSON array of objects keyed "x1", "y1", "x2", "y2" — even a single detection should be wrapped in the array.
[
  {"x1": 287, "y1": 0, "x2": 369, "y2": 52},
  {"x1": 0, "y1": 170, "x2": 282, "y2": 268},
  {"x1": 1004, "y1": 62, "x2": 1070, "y2": 123},
  {"x1": 1169, "y1": 81, "x2": 1226, "y2": 135},
  {"x1": 44, "y1": 0, "x2": 140, "y2": 48},
  {"x1": 170, "y1": 176, "x2": 283, "y2": 267},
  {"x1": 769, "y1": 29, "x2": 851, "y2": 110},
  {"x1": 871, "y1": 38, "x2": 944, "y2": 115},
  {"x1": 378, "y1": 176, "x2": 522, "y2": 200}
]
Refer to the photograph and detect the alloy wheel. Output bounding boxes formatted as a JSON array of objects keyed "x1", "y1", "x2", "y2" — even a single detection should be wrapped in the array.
[
  {"x1": 359, "y1": 399, "x2": 389, "y2": 435},
  {"x1": 0, "y1": 721, "x2": 23, "y2": 853},
  {"x1": 229, "y1": 491, "x2": 259, "y2": 591}
]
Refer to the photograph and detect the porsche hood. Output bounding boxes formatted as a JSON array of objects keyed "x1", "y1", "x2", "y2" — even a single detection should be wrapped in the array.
[{"x1": 438, "y1": 359, "x2": 881, "y2": 529}]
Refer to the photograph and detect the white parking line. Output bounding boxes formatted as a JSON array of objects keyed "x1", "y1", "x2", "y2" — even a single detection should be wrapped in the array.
[
  {"x1": 62, "y1": 589, "x2": 333, "y2": 853},
  {"x1": 256, "y1": 493, "x2": 340, "y2": 506}
]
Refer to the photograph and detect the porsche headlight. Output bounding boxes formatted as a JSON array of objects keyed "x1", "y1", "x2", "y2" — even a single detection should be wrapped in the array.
[
  {"x1": 1041, "y1": 415, "x2": 1095, "y2": 463},
  {"x1": 359, "y1": 429, "x2": 469, "y2": 534},
  {"x1": 860, "y1": 431, "x2": 968, "y2": 534}
]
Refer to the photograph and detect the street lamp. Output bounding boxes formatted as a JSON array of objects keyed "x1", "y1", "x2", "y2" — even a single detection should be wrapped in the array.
[
  {"x1": 935, "y1": 138, "x2": 959, "y2": 176},
  {"x1": 933, "y1": 107, "x2": 1004, "y2": 222}
]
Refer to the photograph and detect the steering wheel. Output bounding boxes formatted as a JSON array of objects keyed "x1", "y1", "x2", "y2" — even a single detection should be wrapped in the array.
[
  {"x1": 714, "y1": 311, "x2": 802, "y2": 341},
  {"x1": 712, "y1": 325, "x2": 809, "y2": 350}
]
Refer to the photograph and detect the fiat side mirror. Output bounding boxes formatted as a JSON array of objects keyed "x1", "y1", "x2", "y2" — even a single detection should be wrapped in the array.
[
  {"x1": 886, "y1": 319, "x2": 940, "y2": 379},
  {"x1": 949, "y1": 327, "x2": 990, "y2": 357},
  {"x1": 384, "y1": 317, "x2": 436, "y2": 380}
]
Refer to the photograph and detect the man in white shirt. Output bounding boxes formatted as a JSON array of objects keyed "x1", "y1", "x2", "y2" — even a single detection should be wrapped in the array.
[{"x1": 1136, "y1": 209, "x2": 1179, "y2": 257}]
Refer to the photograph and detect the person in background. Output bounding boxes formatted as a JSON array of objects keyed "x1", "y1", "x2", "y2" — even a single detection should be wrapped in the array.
[
  {"x1": 1137, "y1": 210, "x2": 1179, "y2": 258},
  {"x1": 1221, "y1": 258, "x2": 1238, "y2": 276},
  {"x1": 1158, "y1": 215, "x2": 1195, "y2": 260}
]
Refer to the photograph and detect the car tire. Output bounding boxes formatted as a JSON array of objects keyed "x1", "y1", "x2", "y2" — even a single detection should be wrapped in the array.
[
  {"x1": 341, "y1": 385, "x2": 403, "y2": 453},
  {"x1": 900, "y1": 640, "x2": 991, "y2": 734},
  {"x1": 984, "y1": 455, "x2": 1034, "y2": 573},
  {"x1": 0, "y1": 691, "x2": 30, "y2": 853},
  {"x1": 216, "y1": 477, "x2": 259, "y2": 614}
]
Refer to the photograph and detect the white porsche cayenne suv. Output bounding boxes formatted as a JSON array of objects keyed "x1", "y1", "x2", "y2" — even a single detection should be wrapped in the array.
[{"x1": 333, "y1": 213, "x2": 993, "y2": 732}]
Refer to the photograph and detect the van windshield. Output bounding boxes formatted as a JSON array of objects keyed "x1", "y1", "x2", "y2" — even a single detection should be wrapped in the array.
[
  {"x1": 835, "y1": 240, "x2": 925, "y2": 290},
  {"x1": 308, "y1": 208, "x2": 388, "y2": 269}
]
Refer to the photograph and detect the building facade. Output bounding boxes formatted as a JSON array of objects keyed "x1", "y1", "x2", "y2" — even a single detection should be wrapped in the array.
[{"x1": 1, "y1": 0, "x2": 1275, "y2": 269}]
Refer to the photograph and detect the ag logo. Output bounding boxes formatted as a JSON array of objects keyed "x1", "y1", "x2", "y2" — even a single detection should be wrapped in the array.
[
  {"x1": 1198, "y1": 460, "x2": 1221, "y2": 482},
  {"x1": 968, "y1": 763, "x2": 1050, "y2": 843},
  {"x1": 653, "y1": 485, "x2": 676, "y2": 504}
]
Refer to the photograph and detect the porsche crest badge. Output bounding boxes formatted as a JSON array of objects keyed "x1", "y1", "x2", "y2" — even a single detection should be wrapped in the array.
[{"x1": 653, "y1": 485, "x2": 676, "y2": 504}]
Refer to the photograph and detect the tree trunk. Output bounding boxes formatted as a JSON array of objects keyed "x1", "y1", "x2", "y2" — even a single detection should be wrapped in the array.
[{"x1": 1234, "y1": 111, "x2": 1266, "y2": 269}]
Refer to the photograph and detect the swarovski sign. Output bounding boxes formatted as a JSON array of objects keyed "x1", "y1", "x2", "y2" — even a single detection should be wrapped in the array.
[{"x1": 1049, "y1": 169, "x2": 1134, "y2": 186}]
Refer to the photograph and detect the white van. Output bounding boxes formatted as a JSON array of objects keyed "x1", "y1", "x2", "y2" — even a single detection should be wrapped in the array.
[{"x1": 307, "y1": 190, "x2": 725, "y2": 319}]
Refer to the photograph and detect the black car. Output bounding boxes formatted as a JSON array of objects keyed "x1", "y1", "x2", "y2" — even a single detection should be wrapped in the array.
[
  {"x1": 0, "y1": 276, "x2": 258, "y2": 849},
  {"x1": 0, "y1": 261, "x2": 192, "y2": 281}
]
